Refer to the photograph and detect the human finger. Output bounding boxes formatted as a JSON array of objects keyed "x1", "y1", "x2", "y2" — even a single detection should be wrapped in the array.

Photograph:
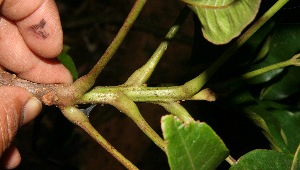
[
  {"x1": 0, "y1": 87, "x2": 31, "y2": 156},
  {"x1": 1, "y1": 0, "x2": 63, "y2": 58},
  {"x1": 1, "y1": 145, "x2": 21, "y2": 169},
  {"x1": 0, "y1": 87, "x2": 42, "y2": 168},
  {"x1": 0, "y1": 17, "x2": 72, "y2": 83}
]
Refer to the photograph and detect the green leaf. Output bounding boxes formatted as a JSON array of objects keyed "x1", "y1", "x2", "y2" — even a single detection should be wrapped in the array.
[
  {"x1": 246, "y1": 24, "x2": 300, "y2": 84},
  {"x1": 247, "y1": 106, "x2": 300, "y2": 154},
  {"x1": 57, "y1": 45, "x2": 78, "y2": 80},
  {"x1": 230, "y1": 149, "x2": 293, "y2": 170},
  {"x1": 161, "y1": 115, "x2": 229, "y2": 170},
  {"x1": 292, "y1": 144, "x2": 300, "y2": 170},
  {"x1": 260, "y1": 67, "x2": 300, "y2": 100},
  {"x1": 184, "y1": 0, "x2": 261, "y2": 44}
]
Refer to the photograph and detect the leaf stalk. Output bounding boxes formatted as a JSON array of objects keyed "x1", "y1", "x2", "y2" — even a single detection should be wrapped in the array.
[
  {"x1": 61, "y1": 106, "x2": 138, "y2": 170},
  {"x1": 242, "y1": 53, "x2": 300, "y2": 79}
]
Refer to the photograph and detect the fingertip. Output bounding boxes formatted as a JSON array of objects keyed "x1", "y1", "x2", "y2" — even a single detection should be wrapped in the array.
[
  {"x1": 22, "y1": 97, "x2": 42, "y2": 125},
  {"x1": 0, "y1": 0, "x2": 43, "y2": 20},
  {"x1": 16, "y1": 0, "x2": 63, "y2": 58},
  {"x1": 1, "y1": 145, "x2": 21, "y2": 169}
]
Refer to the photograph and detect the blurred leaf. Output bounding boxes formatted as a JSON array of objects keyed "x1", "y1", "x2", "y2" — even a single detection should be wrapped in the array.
[
  {"x1": 161, "y1": 115, "x2": 229, "y2": 170},
  {"x1": 247, "y1": 106, "x2": 300, "y2": 154},
  {"x1": 185, "y1": 0, "x2": 261, "y2": 44},
  {"x1": 292, "y1": 144, "x2": 300, "y2": 170},
  {"x1": 242, "y1": 20, "x2": 275, "y2": 59},
  {"x1": 260, "y1": 67, "x2": 300, "y2": 100},
  {"x1": 58, "y1": 45, "x2": 78, "y2": 80},
  {"x1": 246, "y1": 24, "x2": 300, "y2": 84},
  {"x1": 230, "y1": 149, "x2": 293, "y2": 170},
  {"x1": 254, "y1": 35, "x2": 271, "y2": 62}
]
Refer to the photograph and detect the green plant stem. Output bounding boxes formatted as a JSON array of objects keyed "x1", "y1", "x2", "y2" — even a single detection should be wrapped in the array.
[
  {"x1": 61, "y1": 106, "x2": 138, "y2": 170},
  {"x1": 181, "y1": 0, "x2": 290, "y2": 95},
  {"x1": 80, "y1": 86, "x2": 217, "y2": 123},
  {"x1": 242, "y1": 54, "x2": 300, "y2": 79},
  {"x1": 80, "y1": 55, "x2": 299, "y2": 105},
  {"x1": 226, "y1": 155, "x2": 237, "y2": 166},
  {"x1": 80, "y1": 90, "x2": 166, "y2": 151},
  {"x1": 158, "y1": 102, "x2": 194, "y2": 123},
  {"x1": 80, "y1": 86, "x2": 199, "y2": 103},
  {"x1": 79, "y1": 86, "x2": 213, "y2": 124},
  {"x1": 71, "y1": 0, "x2": 147, "y2": 95},
  {"x1": 107, "y1": 92, "x2": 166, "y2": 151},
  {"x1": 124, "y1": 6, "x2": 190, "y2": 86}
]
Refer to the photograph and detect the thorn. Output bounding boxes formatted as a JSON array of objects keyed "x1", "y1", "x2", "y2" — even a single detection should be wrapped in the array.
[{"x1": 80, "y1": 104, "x2": 97, "y2": 117}]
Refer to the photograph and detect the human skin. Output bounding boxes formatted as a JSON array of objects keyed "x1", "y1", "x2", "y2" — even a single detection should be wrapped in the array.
[{"x1": 0, "y1": 0, "x2": 72, "y2": 169}]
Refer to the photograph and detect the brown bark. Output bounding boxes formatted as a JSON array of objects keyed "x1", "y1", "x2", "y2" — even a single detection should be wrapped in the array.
[{"x1": 0, "y1": 69, "x2": 69, "y2": 105}]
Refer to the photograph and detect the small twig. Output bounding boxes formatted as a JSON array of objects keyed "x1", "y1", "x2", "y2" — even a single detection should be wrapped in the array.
[
  {"x1": 80, "y1": 90, "x2": 166, "y2": 151},
  {"x1": 61, "y1": 106, "x2": 139, "y2": 170},
  {"x1": 80, "y1": 85, "x2": 213, "y2": 103},
  {"x1": 73, "y1": 0, "x2": 148, "y2": 95},
  {"x1": 242, "y1": 53, "x2": 300, "y2": 79},
  {"x1": 158, "y1": 102, "x2": 194, "y2": 123},
  {"x1": 124, "y1": 6, "x2": 190, "y2": 86},
  {"x1": 0, "y1": 69, "x2": 69, "y2": 103},
  {"x1": 226, "y1": 155, "x2": 237, "y2": 166}
]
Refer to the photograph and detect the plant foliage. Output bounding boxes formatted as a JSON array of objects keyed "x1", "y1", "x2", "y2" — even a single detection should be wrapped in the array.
[
  {"x1": 9, "y1": 0, "x2": 299, "y2": 169},
  {"x1": 184, "y1": 0, "x2": 261, "y2": 44},
  {"x1": 162, "y1": 115, "x2": 229, "y2": 170}
]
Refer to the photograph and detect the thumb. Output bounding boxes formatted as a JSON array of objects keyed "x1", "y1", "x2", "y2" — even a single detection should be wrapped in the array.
[{"x1": 0, "y1": 87, "x2": 42, "y2": 156}]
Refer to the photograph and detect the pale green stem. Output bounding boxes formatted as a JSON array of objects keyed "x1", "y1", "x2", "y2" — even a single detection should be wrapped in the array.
[
  {"x1": 124, "y1": 6, "x2": 190, "y2": 86},
  {"x1": 81, "y1": 90, "x2": 166, "y2": 151},
  {"x1": 181, "y1": 0, "x2": 290, "y2": 96},
  {"x1": 80, "y1": 86, "x2": 193, "y2": 103},
  {"x1": 79, "y1": 85, "x2": 213, "y2": 126},
  {"x1": 80, "y1": 51, "x2": 299, "y2": 104},
  {"x1": 71, "y1": 0, "x2": 147, "y2": 95},
  {"x1": 159, "y1": 102, "x2": 194, "y2": 123},
  {"x1": 226, "y1": 155, "x2": 237, "y2": 166},
  {"x1": 242, "y1": 55, "x2": 299, "y2": 79},
  {"x1": 61, "y1": 106, "x2": 138, "y2": 170}
]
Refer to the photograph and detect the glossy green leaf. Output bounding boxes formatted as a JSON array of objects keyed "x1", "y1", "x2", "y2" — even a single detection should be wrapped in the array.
[
  {"x1": 58, "y1": 45, "x2": 78, "y2": 80},
  {"x1": 184, "y1": 0, "x2": 261, "y2": 44},
  {"x1": 161, "y1": 115, "x2": 229, "y2": 170},
  {"x1": 230, "y1": 149, "x2": 293, "y2": 170},
  {"x1": 247, "y1": 106, "x2": 300, "y2": 154},
  {"x1": 292, "y1": 144, "x2": 300, "y2": 170},
  {"x1": 260, "y1": 67, "x2": 300, "y2": 100},
  {"x1": 246, "y1": 24, "x2": 300, "y2": 84}
]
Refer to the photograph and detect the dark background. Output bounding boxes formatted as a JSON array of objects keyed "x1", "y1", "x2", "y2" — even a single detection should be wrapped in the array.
[{"x1": 14, "y1": 0, "x2": 299, "y2": 169}]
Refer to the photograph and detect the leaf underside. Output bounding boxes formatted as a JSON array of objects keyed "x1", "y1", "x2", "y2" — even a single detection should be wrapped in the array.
[{"x1": 186, "y1": 0, "x2": 261, "y2": 44}]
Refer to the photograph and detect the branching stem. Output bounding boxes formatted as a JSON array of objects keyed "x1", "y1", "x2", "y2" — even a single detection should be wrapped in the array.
[
  {"x1": 69, "y1": 0, "x2": 148, "y2": 97},
  {"x1": 0, "y1": 1, "x2": 291, "y2": 169},
  {"x1": 107, "y1": 92, "x2": 166, "y2": 151},
  {"x1": 124, "y1": 6, "x2": 190, "y2": 86}
]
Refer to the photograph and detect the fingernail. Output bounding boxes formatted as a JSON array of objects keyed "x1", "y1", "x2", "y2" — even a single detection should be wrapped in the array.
[{"x1": 23, "y1": 97, "x2": 42, "y2": 125}]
